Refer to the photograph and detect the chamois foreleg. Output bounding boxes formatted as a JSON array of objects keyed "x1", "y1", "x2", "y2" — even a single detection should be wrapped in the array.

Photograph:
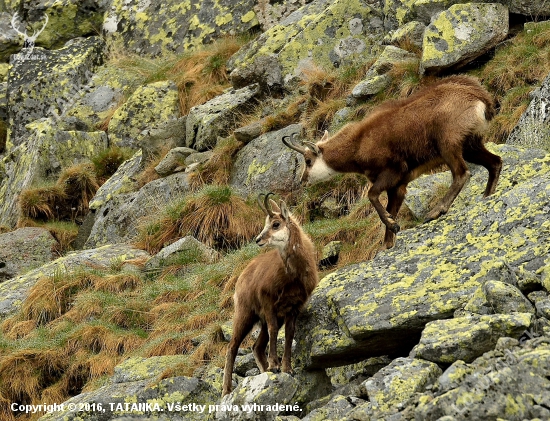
[
  {"x1": 463, "y1": 136, "x2": 502, "y2": 197},
  {"x1": 223, "y1": 310, "x2": 255, "y2": 396},
  {"x1": 266, "y1": 311, "x2": 281, "y2": 372},
  {"x1": 368, "y1": 172, "x2": 401, "y2": 236},
  {"x1": 425, "y1": 142, "x2": 470, "y2": 222},
  {"x1": 252, "y1": 322, "x2": 269, "y2": 372},
  {"x1": 383, "y1": 184, "x2": 407, "y2": 249},
  {"x1": 281, "y1": 313, "x2": 297, "y2": 374}
]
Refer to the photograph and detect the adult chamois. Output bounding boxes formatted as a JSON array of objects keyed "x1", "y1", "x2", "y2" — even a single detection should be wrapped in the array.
[
  {"x1": 283, "y1": 75, "x2": 502, "y2": 248},
  {"x1": 222, "y1": 193, "x2": 318, "y2": 397}
]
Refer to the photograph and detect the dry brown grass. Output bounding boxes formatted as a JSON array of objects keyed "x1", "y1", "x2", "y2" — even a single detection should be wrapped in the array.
[
  {"x1": 57, "y1": 163, "x2": 100, "y2": 212},
  {"x1": 18, "y1": 184, "x2": 66, "y2": 222},
  {"x1": 188, "y1": 136, "x2": 244, "y2": 190}
]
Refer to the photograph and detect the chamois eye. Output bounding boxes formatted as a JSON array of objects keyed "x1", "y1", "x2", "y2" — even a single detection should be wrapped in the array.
[
  {"x1": 272, "y1": 222, "x2": 280, "y2": 229},
  {"x1": 305, "y1": 159, "x2": 312, "y2": 167}
]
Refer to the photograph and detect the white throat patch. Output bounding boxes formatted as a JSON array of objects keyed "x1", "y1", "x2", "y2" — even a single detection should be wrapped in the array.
[{"x1": 307, "y1": 156, "x2": 338, "y2": 184}]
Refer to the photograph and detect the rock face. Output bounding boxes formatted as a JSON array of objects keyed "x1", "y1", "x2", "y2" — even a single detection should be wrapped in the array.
[
  {"x1": 6, "y1": 36, "x2": 105, "y2": 147},
  {"x1": 420, "y1": 3, "x2": 509, "y2": 74},
  {"x1": 108, "y1": 81, "x2": 183, "y2": 153},
  {"x1": 85, "y1": 172, "x2": 190, "y2": 248},
  {"x1": 507, "y1": 71, "x2": 550, "y2": 150},
  {"x1": 230, "y1": 124, "x2": 303, "y2": 196},
  {"x1": 0, "y1": 119, "x2": 108, "y2": 227},
  {"x1": 0, "y1": 227, "x2": 57, "y2": 282},
  {"x1": 103, "y1": 0, "x2": 260, "y2": 57},
  {"x1": 186, "y1": 84, "x2": 260, "y2": 151},
  {"x1": 229, "y1": 0, "x2": 385, "y2": 86},
  {"x1": 294, "y1": 144, "x2": 550, "y2": 369}
]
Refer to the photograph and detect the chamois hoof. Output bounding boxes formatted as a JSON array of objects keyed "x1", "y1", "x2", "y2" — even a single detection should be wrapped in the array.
[
  {"x1": 390, "y1": 222, "x2": 400, "y2": 234},
  {"x1": 268, "y1": 367, "x2": 281, "y2": 374}
]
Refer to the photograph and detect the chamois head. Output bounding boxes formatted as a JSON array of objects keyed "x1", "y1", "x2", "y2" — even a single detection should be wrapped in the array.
[
  {"x1": 255, "y1": 193, "x2": 291, "y2": 251},
  {"x1": 282, "y1": 132, "x2": 336, "y2": 185}
]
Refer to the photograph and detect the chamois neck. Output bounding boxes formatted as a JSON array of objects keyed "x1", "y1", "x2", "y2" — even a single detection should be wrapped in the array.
[{"x1": 279, "y1": 218, "x2": 314, "y2": 276}]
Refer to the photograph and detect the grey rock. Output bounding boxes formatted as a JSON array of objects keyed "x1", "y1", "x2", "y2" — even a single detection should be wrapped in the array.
[
  {"x1": 0, "y1": 228, "x2": 57, "y2": 282},
  {"x1": 186, "y1": 84, "x2": 260, "y2": 151},
  {"x1": 414, "y1": 313, "x2": 533, "y2": 364},
  {"x1": 216, "y1": 372, "x2": 298, "y2": 421},
  {"x1": 113, "y1": 356, "x2": 187, "y2": 384},
  {"x1": 415, "y1": 336, "x2": 550, "y2": 420},
  {"x1": 108, "y1": 81, "x2": 182, "y2": 154},
  {"x1": 234, "y1": 120, "x2": 265, "y2": 144},
  {"x1": 507, "y1": 71, "x2": 550, "y2": 151},
  {"x1": 85, "y1": 172, "x2": 190, "y2": 248},
  {"x1": 230, "y1": 55, "x2": 283, "y2": 95},
  {"x1": 230, "y1": 124, "x2": 303, "y2": 196},
  {"x1": 326, "y1": 356, "x2": 392, "y2": 388},
  {"x1": 535, "y1": 299, "x2": 550, "y2": 319},
  {"x1": 319, "y1": 241, "x2": 342, "y2": 269},
  {"x1": 0, "y1": 244, "x2": 149, "y2": 317},
  {"x1": 185, "y1": 151, "x2": 214, "y2": 166},
  {"x1": 234, "y1": 353, "x2": 257, "y2": 377},
  {"x1": 302, "y1": 395, "x2": 357, "y2": 421},
  {"x1": 154, "y1": 147, "x2": 196, "y2": 177},
  {"x1": 387, "y1": 20, "x2": 425, "y2": 50},
  {"x1": 294, "y1": 145, "x2": 550, "y2": 370},
  {"x1": 0, "y1": 120, "x2": 108, "y2": 227},
  {"x1": 7, "y1": 37, "x2": 105, "y2": 147},
  {"x1": 420, "y1": 3, "x2": 509, "y2": 74},
  {"x1": 483, "y1": 280, "x2": 535, "y2": 315},
  {"x1": 0, "y1": 12, "x2": 22, "y2": 61},
  {"x1": 145, "y1": 236, "x2": 219, "y2": 270}
]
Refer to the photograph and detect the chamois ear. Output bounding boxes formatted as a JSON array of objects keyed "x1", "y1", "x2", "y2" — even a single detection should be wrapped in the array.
[
  {"x1": 280, "y1": 200, "x2": 289, "y2": 220},
  {"x1": 269, "y1": 199, "x2": 281, "y2": 214},
  {"x1": 321, "y1": 130, "x2": 329, "y2": 142}
]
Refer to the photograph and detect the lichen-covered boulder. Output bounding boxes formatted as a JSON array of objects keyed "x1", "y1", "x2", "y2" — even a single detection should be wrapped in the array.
[
  {"x1": 216, "y1": 372, "x2": 299, "y2": 421},
  {"x1": 413, "y1": 313, "x2": 533, "y2": 364},
  {"x1": 507, "y1": 71, "x2": 550, "y2": 151},
  {"x1": 186, "y1": 84, "x2": 260, "y2": 151},
  {"x1": 0, "y1": 119, "x2": 108, "y2": 227},
  {"x1": 354, "y1": 357, "x2": 441, "y2": 417},
  {"x1": 302, "y1": 395, "x2": 357, "y2": 421},
  {"x1": 108, "y1": 81, "x2": 182, "y2": 153},
  {"x1": 0, "y1": 227, "x2": 57, "y2": 282},
  {"x1": 154, "y1": 147, "x2": 196, "y2": 176},
  {"x1": 40, "y1": 375, "x2": 218, "y2": 421},
  {"x1": 1, "y1": 0, "x2": 104, "y2": 59},
  {"x1": 112, "y1": 356, "x2": 188, "y2": 384},
  {"x1": 294, "y1": 144, "x2": 550, "y2": 370},
  {"x1": 230, "y1": 55, "x2": 283, "y2": 95},
  {"x1": 420, "y1": 3, "x2": 509, "y2": 75},
  {"x1": 88, "y1": 150, "x2": 143, "y2": 213},
  {"x1": 85, "y1": 172, "x2": 190, "y2": 248},
  {"x1": 6, "y1": 36, "x2": 105, "y2": 148},
  {"x1": 481, "y1": 280, "x2": 535, "y2": 315},
  {"x1": 350, "y1": 45, "x2": 418, "y2": 101},
  {"x1": 414, "y1": 336, "x2": 550, "y2": 420},
  {"x1": 385, "y1": 20, "x2": 426, "y2": 50},
  {"x1": 145, "y1": 236, "x2": 220, "y2": 270},
  {"x1": 229, "y1": 0, "x2": 385, "y2": 87},
  {"x1": 326, "y1": 356, "x2": 391, "y2": 387},
  {"x1": 103, "y1": 0, "x2": 260, "y2": 57},
  {"x1": 59, "y1": 63, "x2": 141, "y2": 131},
  {"x1": 230, "y1": 124, "x2": 303, "y2": 196},
  {"x1": 0, "y1": 243, "x2": 149, "y2": 317}
]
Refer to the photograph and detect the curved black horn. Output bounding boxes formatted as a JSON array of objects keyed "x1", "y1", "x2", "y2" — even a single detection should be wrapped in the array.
[
  {"x1": 303, "y1": 141, "x2": 320, "y2": 155},
  {"x1": 263, "y1": 192, "x2": 275, "y2": 217},
  {"x1": 257, "y1": 193, "x2": 267, "y2": 214},
  {"x1": 282, "y1": 133, "x2": 306, "y2": 154}
]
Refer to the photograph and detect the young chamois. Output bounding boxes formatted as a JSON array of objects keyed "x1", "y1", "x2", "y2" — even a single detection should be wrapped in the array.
[
  {"x1": 222, "y1": 193, "x2": 318, "y2": 397},
  {"x1": 283, "y1": 75, "x2": 502, "y2": 249}
]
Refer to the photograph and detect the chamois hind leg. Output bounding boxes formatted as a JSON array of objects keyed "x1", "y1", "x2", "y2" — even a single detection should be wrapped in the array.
[
  {"x1": 425, "y1": 142, "x2": 470, "y2": 222},
  {"x1": 368, "y1": 171, "x2": 401, "y2": 236},
  {"x1": 281, "y1": 313, "x2": 297, "y2": 374},
  {"x1": 222, "y1": 310, "x2": 255, "y2": 396},
  {"x1": 463, "y1": 135, "x2": 502, "y2": 197},
  {"x1": 265, "y1": 310, "x2": 281, "y2": 372},
  {"x1": 383, "y1": 184, "x2": 407, "y2": 249},
  {"x1": 252, "y1": 322, "x2": 269, "y2": 372}
]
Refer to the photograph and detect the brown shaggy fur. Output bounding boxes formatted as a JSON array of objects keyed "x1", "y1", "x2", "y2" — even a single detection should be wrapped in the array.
[
  {"x1": 293, "y1": 75, "x2": 502, "y2": 248},
  {"x1": 222, "y1": 198, "x2": 318, "y2": 396}
]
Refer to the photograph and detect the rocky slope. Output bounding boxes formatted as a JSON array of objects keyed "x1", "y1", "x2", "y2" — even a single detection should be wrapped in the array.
[{"x1": 1, "y1": 1, "x2": 550, "y2": 421}]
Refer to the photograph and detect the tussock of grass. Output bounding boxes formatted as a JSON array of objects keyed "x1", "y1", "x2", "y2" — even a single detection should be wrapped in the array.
[
  {"x1": 18, "y1": 184, "x2": 66, "y2": 221},
  {"x1": 136, "y1": 185, "x2": 263, "y2": 253},
  {"x1": 189, "y1": 136, "x2": 243, "y2": 189},
  {"x1": 92, "y1": 146, "x2": 133, "y2": 184},
  {"x1": 57, "y1": 163, "x2": 99, "y2": 213}
]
